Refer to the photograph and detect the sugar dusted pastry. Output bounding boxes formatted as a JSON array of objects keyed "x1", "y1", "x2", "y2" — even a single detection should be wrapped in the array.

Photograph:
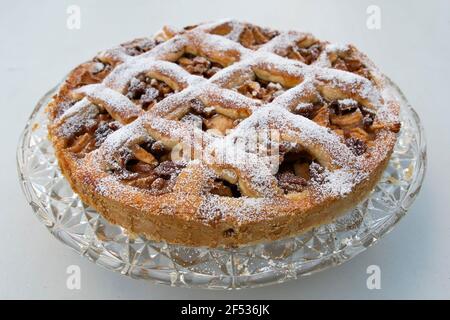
[{"x1": 47, "y1": 20, "x2": 400, "y2": 247}]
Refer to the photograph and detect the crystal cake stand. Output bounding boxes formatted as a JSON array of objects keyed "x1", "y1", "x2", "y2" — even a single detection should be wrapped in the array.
[{"x1": 17, "y1": 79, "x2": 426, "y2": 289}]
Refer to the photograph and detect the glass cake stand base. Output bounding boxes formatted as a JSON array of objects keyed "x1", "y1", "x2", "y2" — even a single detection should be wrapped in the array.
[{"x1": 17, "y1": 79, "x2": 426, "y2": 289}]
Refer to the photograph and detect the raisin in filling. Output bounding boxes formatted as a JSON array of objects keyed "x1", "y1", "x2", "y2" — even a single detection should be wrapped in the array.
[
  {"x1": 121, "y1": 140, "x2": 186, "y2": 193},
  {"x1": 120, "y1": 37, "x2": 158, "y2": 56},
  {"x1": 210, "y1": 179, "x2": 242, "y2": 197},
  {"x1": 176, "y1": 53, "x2": 223, "y2": 78},
  {"x1": 94, "y1": 120, "x2": 121, "y2": 147},
  {"x1": 179, "y1": 98, "x2": 240, "y2": 136},
  {"x1": 235, "y1": 77, "x2": 286, "y2": 102},
  {"x1": 329, "y1": 100, "x2": 376, "y2": 154},
  {"x1": 238, "y1": 26, "x2": 279, "y2": 49},
  {"x1": 285, "y1": 42, "x2": 323, "y2": 65},
  {"x1": 125, "y1": 73, "x2": 174, "y2": 110},
  {"x1": 291, "y1": 99, "x2": 377, "y2": 156},
  {"x1": 276, "y1": 149, "x2": 312, "y2": 194},
  {"x1": 331, "y1": 55, "x2": 372, "y2": 80},
  {"x1": 66, "y1": 108, "x2": 119, "y2": 155},
  {"x1": 276, "y1": 146, "x2": 332, "y2": 194}
]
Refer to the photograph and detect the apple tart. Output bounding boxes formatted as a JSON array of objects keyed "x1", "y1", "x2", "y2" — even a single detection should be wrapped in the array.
[{"x1": 47, "y1": 20, "x2": 400, "y2": 247}]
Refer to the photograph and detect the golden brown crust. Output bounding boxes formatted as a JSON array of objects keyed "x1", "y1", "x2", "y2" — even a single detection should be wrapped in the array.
[{"x1": 47, "y1": 20, "x2": 400, "y2": 247}]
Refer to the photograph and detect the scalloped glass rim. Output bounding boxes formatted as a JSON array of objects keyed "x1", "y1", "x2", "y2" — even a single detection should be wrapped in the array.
[{"x1": 17, "y1": 77, "x2": 426, "y2": 289}]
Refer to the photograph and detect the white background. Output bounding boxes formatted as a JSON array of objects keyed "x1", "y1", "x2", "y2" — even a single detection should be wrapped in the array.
[{"x1": 1, "y1": 0, "x2": 449, "y2": 299}]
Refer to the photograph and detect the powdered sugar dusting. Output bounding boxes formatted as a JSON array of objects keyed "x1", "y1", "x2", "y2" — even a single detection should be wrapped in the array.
[
  {"x1": 56, "y1": 98, "x2": 99, "y2": 137},
  {"x1": 315, "y1": 67, "x2": 382, "y2": 107},
  {"x1": 102, "y1": 118, "x2": 147, "y2": 152},
  {"x1": 198, "y1": 195, "x2": 271, "y2": 222},
  {"x1": 230, "y1": 104, "x2": 356, "y2": 168},
  {"x1": 104, "y1": 58, "x2": 194, "y2": 91},
  {"x1": 311, "y1": 167, "x2": 368, "y2": 199},
  {"x1": 259, "y1": 31, "x2": 308, "y2": 53},
  {"x1": 75, "y1": 84, "x2": 141, "y2": 121},
  {"x1": 192, "y1": 30, "x2": 253, "y2": 58}
]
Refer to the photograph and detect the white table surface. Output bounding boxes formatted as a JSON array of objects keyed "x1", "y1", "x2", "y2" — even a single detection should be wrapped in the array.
[{"x1": 1, "y1": 0, "x2": 449, "y2": 299}]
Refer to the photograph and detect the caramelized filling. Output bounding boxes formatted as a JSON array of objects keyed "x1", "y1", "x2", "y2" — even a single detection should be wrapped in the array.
[
  {"x1": 237, "y1": 25, "x2": 279, "y2": 49},
  {"x1": 276, "y1": 149, "x2": 313, "y2": 194},
  {"x1": 125, "y1": 73, "x2": 174, "y2": 110},
  {"x1": 120, "y1": 139, "x2": 186, "y2": 193},
  {"x1": 210, "y1": 179, "x2": 242, "y2": 197},
  {"x1": 331, "y1": 54, "x2": 372, "y2": 80},
  {"x1": 120, "y1": 37, "x2": 158, "y2": 56},
  {"x1": 66, "y1": 59, "x2": 113, "y2": 89},
  {"x1": 66, "y1": 109, "x2": 118, "y2": 155},
  {"x1": 235, "y1": 77, "x2": 285, "y2": 102},
  {"x1": 275, "y1": 146, "x2": 331, "y2": 194},
  {"x1": 68, "y1": 37, "x2": 162, "y2": 90},
  {"x1": 284, "y1": 41, "x2": 323, "y2": 65},
  {"x1": 94, "y1": 120, "x2": 121, "y2": 147},
  {"x1": 179, "y1": 98, "x2": 240, "y2": 136},
  {"x1": 176, "y1": 53, "x2": 223, "y2": 78},
  {"x1": 291, "y1": 98, "x2": 377, "y2": 156}
]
